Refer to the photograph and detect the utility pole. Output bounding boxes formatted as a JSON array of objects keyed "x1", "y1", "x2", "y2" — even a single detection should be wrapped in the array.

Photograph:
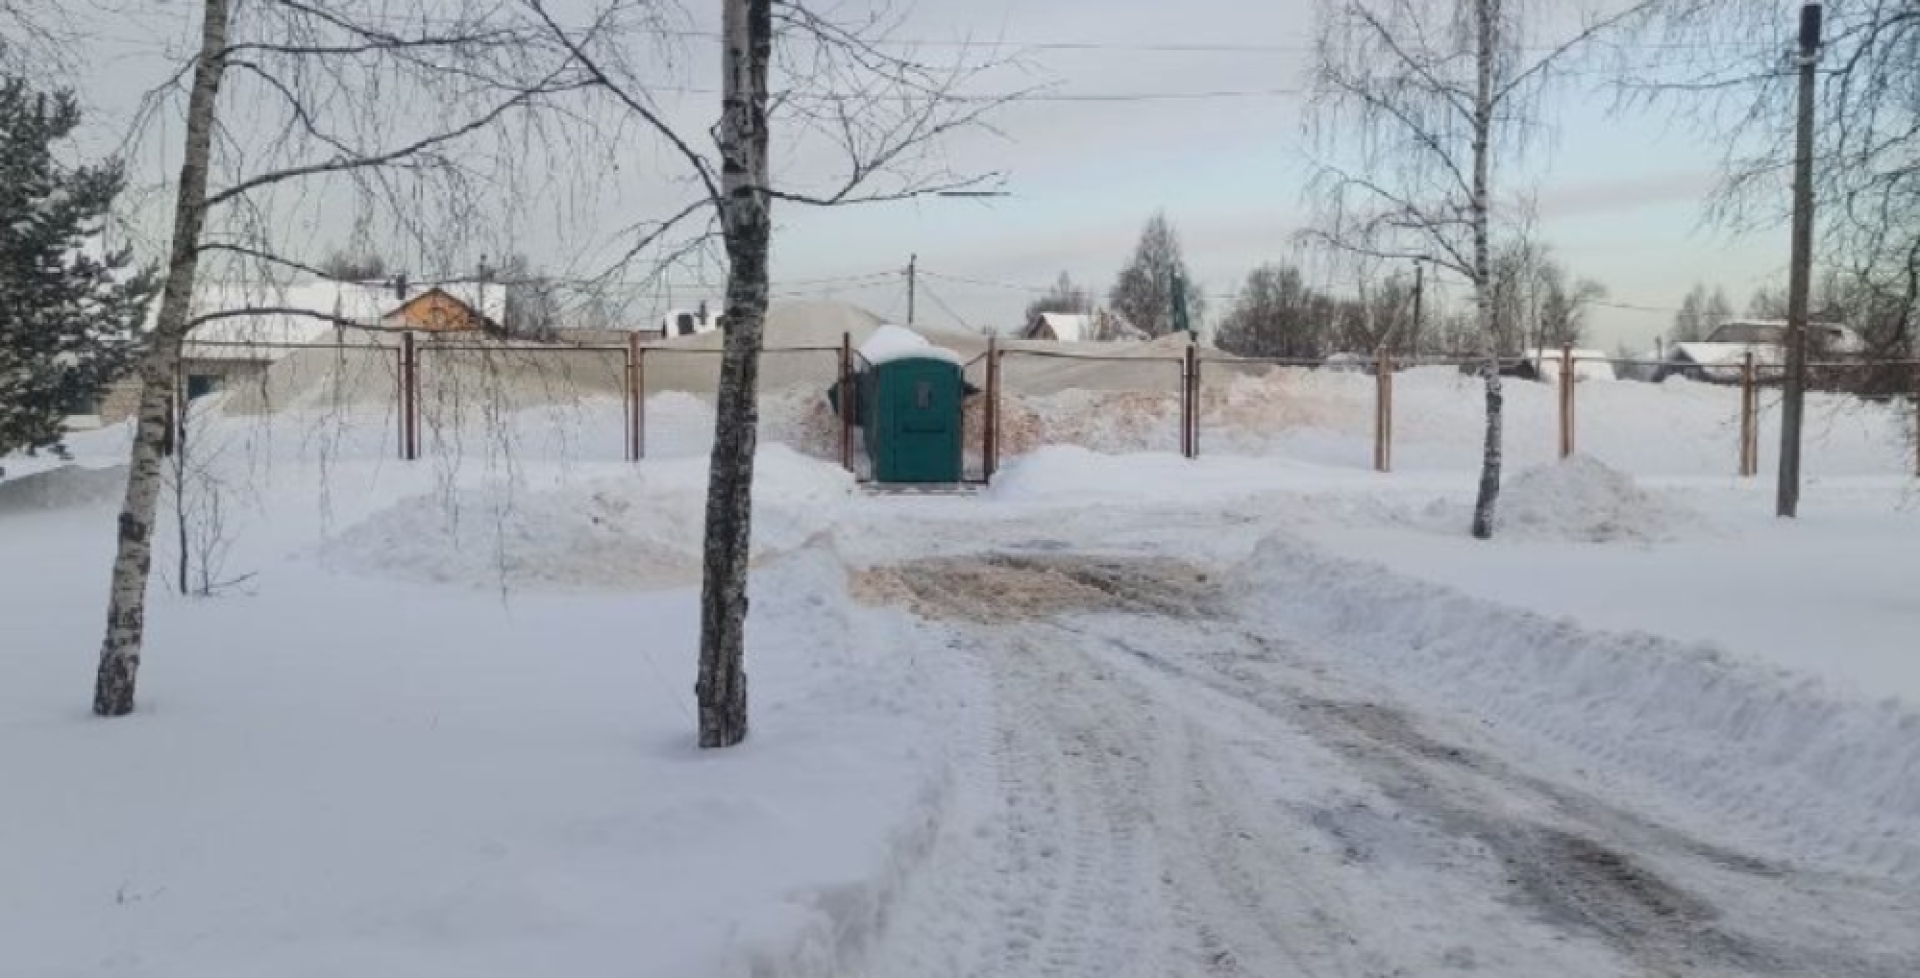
[
  {"x1": 906, "y1": 253, "x2": 917, "y2": 325},
  {"x1": 1778, "y1": 1, "x2": 1822, "y2": 518}
]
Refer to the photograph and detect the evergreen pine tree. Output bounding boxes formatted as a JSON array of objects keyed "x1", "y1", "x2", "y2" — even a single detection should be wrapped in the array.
[
  {"x1": 1109, "y1": 212, "x2": 1205, "y2": 337},
  {"x1": 0, "y1": 72, "x2": 158, "y2": 461}
]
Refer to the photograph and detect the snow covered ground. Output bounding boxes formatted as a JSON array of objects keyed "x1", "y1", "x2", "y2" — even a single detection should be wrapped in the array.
[{"x1": 4, "y1": 369, "x2": 1918, "y2": 976}]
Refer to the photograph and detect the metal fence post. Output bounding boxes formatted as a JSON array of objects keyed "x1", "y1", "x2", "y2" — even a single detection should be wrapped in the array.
[
  {"x1": 168, "y1": 357, "x2": 185, "y2": 459},
  {"x1": 1374, "y1": 346, "x2": 1393, "y2": 473},
  {"x1": 401, "y1": 330, "x2": 418, "y2": 461},
  {"x1": 393, "y1": 345, "x2": 406, "y2": 460},
  {"x1": 839, "y1": 332, "x2": 853, "y2": 473},
  {"x1": 626, "y1": 332, "x2": 643, "y2": 462},
  {"x1": 1559, "y1": 342, "x2": 1575, "y2": 459},
  {"x1": 1187, "y1": 342, "x2": 1201, "y2": 459},
  {"x1": 983, "y1": 336, "x2": 998, "y2": 481},
  {"x1": 1912, "y1": 360, "x2": 1919, "y2": 479},
  {"x1": 1383, "y1": 348, "x2": 1395, "y2": 473},
  {"x1": 1180, "y1": 344, "x2": 1196, "y2": 459},
  {"x1": 1740, "y1": 352, "x2": 1758, "y2": 477}
]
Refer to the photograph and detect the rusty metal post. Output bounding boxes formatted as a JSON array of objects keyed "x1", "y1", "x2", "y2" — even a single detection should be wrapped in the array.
[
  {"x1": 1740, "y1": 352, "x2": 1758, "y2": 477},
  {"x1": 1559, "y1": 342, "x2": 1576, "y2": 459},
  {"x1": 634, "y1": 342, "x2": 647, "y2": 460},
  {"x1": 839, "y1": 332, "x2": 853, "y2": 473},
  {"x1": 983, "y1": 336, "x2": 998, "y2": 480},
  {"x1": 401, "y1": 331, "x2": 418, "y2": 461},
  {"x1": 1188, "y1": 343, "x2": 1202, "y2": 459},
  {"x1": 1383, "y1": 348, "x2": 1395, "y2": 473},
  {"x1": 1374, "y1": 346, "x2": 1393, "y2": 473},
  {"x1": 166, "y1": 357, "x2": 184, "y2": 459},
  {"x1": 394, "y1": 346, "x2": 406, "y2": 459},
  {"x1": 991, "y1": 340, "x2": 1006, "y2": 479},
  {"x1": 1179, "y1": 349, "x2": 1191, "y2": 458},
  {"x1": 626, "y1": 332, "x2": 643, "y2": 462}
]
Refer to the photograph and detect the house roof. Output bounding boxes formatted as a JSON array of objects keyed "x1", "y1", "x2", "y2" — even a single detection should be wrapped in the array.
[
  {"x1": 1026, "y1": 312, "x2": 1094, "y2": 343},
  {"x1": 381, "y1": 285, "x2": 506, "y2": 331},
  {"x1": 424, "y1": 282, "x2": 507, "y2": 326},
  {"x1": 180, "y1": 280, "x2": 507, "y2": 361}
]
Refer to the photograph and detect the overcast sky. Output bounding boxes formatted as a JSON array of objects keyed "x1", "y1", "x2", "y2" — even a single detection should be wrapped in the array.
[{"x1": 59, "y1": 0, "x2": 1804, "y2": 349}]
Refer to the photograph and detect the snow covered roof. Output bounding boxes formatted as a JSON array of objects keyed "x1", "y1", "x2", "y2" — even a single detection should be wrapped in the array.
[
  {"x1": 182, "y1": 283, "x2": 384, "y2": 360},
  {"x1": 1025, "y1": 313, "x2": 1093, "y2": 343},
  {"x1": 858, "y1": 324, "x2": 965, "y2": 367},
  {"x1": 425, "y1": 281, "x2": 507, "y2": 327},
  {"x1": 180, "y1": 280, "x2": 506, "y2": 361},
  {"x1": 1526, "y1": 348, "x2": 1616, "y2": 381}
]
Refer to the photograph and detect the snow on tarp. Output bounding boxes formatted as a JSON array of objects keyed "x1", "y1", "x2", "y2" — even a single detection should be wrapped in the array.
[{"x1": 858, "y1": 324, "x2": 965, "y2": 367}]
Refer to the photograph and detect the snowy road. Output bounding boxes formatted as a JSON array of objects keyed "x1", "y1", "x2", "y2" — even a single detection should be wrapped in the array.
[{"x1": 845, "y1": 530, "x2": 1920, "y2": 978}]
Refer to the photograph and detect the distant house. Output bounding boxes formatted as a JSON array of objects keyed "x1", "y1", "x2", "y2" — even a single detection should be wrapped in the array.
[
  {"x1": 660, "y1": 301, "x2": 724, "y2": 339},
  {"x1": 1018, "y1": 310, "x2": 1144, "y2": 343},
  {"x1": 381, "y1": 284, "x2": 506, "y2": 334},
  {"x1": 1021, "y1": 312, "x2": 1091, "y2": 342},
  {"x1": 88, "y1": 279, "x2": 508, "y2": 420}
]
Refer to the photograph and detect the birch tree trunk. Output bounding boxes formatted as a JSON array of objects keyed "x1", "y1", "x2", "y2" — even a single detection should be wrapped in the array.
[
  {"x1": 1469, "y1": 0, "x2": 1505, "y2": 541},
  {"x1": 696, "y1": 0, "x2": 772, "y2": 749},
  {"x1": 93, "y1": 0, "x2": 229, "y2": 716}
]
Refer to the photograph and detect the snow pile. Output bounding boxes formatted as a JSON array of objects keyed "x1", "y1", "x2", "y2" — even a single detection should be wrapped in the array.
[
  {"x1": 1490, "y1": 455, "x2": 1697, "y2": 542},
  {"x1": 317, "y1": 446, "x2": 853, "y2": 590},
  {"x1": 0, "y1": 513, "x2": 958, "y2": 977},
  {"x1": 0, "y1": 463, "x2": 127, "y2": 513},
  {"x1": 1234, "y1": 533, "x2": 1920, "y2": 883}
]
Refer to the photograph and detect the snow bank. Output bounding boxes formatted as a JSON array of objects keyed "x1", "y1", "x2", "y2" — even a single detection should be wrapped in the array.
[
  {"x1": 1235, "y1": 533, "x2": 1920, "y2": 883},
  {"x1": 1433, "y1": 455, "x2": 1699, "y2": 543},
  {"x1": 1, "y1": 516, "x2": 957, "y2": 978},
  {"x1": 0, "y1": 463, "x2": 128, "y2": 514},
  {"x1": 714, "y1": 538, "x2": 969, "y2": 978},
  {"x1": 317, "y1": 446, "x2": 853, "y2": 590}
]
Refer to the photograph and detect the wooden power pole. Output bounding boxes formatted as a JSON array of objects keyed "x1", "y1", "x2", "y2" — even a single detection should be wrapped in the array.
[{"x1": 1778, "y1": 2, "x2": 1822, "y2": 518}]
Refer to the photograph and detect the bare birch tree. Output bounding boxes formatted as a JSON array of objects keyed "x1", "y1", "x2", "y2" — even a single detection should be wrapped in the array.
[
  {"x1": 1306, "y1": 0, "x2": 1656, "y2": 538},
  {"x1": 92, "y1": 0, "x2": 589, "y2": 715},
  {"x1": 527, "y1": 0, "x2": 1008, "y2": 746}
]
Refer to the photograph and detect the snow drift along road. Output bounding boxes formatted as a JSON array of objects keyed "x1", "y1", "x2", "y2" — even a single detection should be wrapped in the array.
[
  {"x1": 1234, "y1": 534, "x2": 1920, "y2": 884},
  {"x1": 317, "y1": 445, "x2": 854, "y2": 590}
]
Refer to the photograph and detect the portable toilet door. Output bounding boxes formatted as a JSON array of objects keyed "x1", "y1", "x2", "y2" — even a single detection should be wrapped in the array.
[{"x1": 867, "y1": 356, "x2": 964, "y2": 483}]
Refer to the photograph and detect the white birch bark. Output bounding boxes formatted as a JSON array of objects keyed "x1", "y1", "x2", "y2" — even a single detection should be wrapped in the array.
[
  {"x1": 93, "y1": 0, "x2": 229, "y2": 715},
  {"x1": 696, "y1": 0, "x2": 772, "y2": 748},
  {"x1": 1469, "y1": 0, "x2": 1505, "y2": 541}
]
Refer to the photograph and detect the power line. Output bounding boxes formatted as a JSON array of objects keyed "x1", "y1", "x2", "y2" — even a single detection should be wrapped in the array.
[
  {"x1": 84, "y1": 11, "x2": 1783, "y2": 58},
  {"x1": 915, "y1": 280, "x2": 975, "y2": 331},
  {"x1": 604, "y1": 84, "x2": 1308, "y2": 102}
]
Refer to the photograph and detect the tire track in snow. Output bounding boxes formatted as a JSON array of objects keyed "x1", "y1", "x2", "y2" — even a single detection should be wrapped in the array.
[
  {"x1": 1074, "y1": 607, "x2": 1920, "y2": 978},
  {"x1": 851, "y1": 551, "x2": 1920, "y2": 978}
]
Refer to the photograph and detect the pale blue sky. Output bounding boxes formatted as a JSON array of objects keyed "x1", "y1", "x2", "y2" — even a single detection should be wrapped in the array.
[{"x1": 60, "y1": 0, "x2": 1800, "y2": 349}]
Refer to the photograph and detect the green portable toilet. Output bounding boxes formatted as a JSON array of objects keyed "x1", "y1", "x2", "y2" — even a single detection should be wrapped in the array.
[{"x1": 862, "y1": 355, "x2": 964, "y2": 483}]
